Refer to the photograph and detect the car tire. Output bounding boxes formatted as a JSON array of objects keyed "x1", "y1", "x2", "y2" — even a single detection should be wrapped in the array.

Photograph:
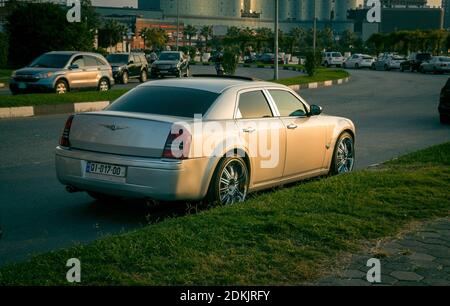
[
  {"x1": 139, "y1": 70, "x2": 147, "y2": 83},
  {"x1": 121, "y1": 71, "x2": 129, "y2": 84},
  {"x1": 55, "y1": 79, "x2": 69, "y2": 94},
  {"x1": 87, "y1": 191, "x2": 118, "y2": 203},
  {"x1": 355, "y1": 63, "x2": 359, "y2": 69},
  {"x1": 420, "y1": 67, "x2": 425, "y2": 74},
  {"x1": 384, "y1": 64, "x2": 389, "y2": 71},
  {"x1": 329, "y1": 132, "x2": 355, "y2": 175},
  {"x1": 184, "y1": 67, "x2": 190, "y2": 77},
  {"x1": 440, "y1": 114, "x2": 450, "y2": 124},
  {"x1": 205, "y1": 156, "x2": 249, "y2": 205},
  {"x1": 98, "y1": 78, "x2": 110, "y2": 92},
  {"x1": 343, "y1": 63, "x2": 346, "y2": 68},
  {"x1": 371, "y1": 63, "x2": 376, "y2": 70},
  {"x1": 400, "y1": 66, "x2": 404, "y2": 72},
  {"x1": 325, "y1": 61, "x2": 330, "y2": 68}
]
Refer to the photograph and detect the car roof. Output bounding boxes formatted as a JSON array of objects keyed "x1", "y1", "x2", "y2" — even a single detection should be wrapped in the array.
[
  {"x1": 46, "y1": 51, "x2": 103, "y2": 57},
  {"x1": 139, "y1": 78, "x2": 284, "y2": 94}
]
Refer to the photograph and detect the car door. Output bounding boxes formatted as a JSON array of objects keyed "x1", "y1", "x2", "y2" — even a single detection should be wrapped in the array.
[
  {"x1": 67, "y1": 55, "x2": 86, "y2": 89},
  {"x1": 267, "y1": 89, "x2": 327, "y2": 177},
  {"x1": 234, "y1": 89, "x2": 286, "y2": 186},
  {"x1": 129, "y1": 54, "x2": 139, "y2": 77},
  {"x1": 83, "y1": 55, "x2": 102, "y2": 88}
]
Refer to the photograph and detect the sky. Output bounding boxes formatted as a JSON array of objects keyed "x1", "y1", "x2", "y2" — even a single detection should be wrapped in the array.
[{"x1": 90, "y1": 0, "x2": 442, "y2": 9}]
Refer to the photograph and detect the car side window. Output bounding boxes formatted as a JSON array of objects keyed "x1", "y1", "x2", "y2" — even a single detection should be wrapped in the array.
[
  {"x1": 96, "y1": 57, "x2": 107, "y2": 66},
  {"x1": 269, "y1": 90, "x2": 307, "y2": 117},
  {"x1": 237, "y1": 91, "x2": 273, "y2": 119},
  {"x1": 71, "y1": 55, "x2": 85, "y2": 67},
  {"x1": 84, "y1": 55, "x2": 98, "y2": 67}
]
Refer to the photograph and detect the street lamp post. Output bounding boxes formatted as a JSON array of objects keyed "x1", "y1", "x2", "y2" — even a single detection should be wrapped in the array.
[
  {"x1": 313, "y1": 0, "x2": 317, "y2": 54},
  {"x1": 176, "y1": 0, "x2": 180, "y2": 51},
  {"x1": 274, "y1": 0, "x2": 279, "y2": 80}
]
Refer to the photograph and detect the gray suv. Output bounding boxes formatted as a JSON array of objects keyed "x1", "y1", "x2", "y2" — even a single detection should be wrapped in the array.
[{"x1": 9, "y1": 51, "x2": 114, "y2": 95}]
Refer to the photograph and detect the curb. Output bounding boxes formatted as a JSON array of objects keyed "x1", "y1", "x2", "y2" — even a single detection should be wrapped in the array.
[
  {"x1": 0, "y1": 101, "x2": 110, "y2": 119},
  {"x1": 0, "y1": 77, "x2": 349, "y2": 119},
  {"x1": 288, "y1": 76, "x2": 349, "y2": 92}
]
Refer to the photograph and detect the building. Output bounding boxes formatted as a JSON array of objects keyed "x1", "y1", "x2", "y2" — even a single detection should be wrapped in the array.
[
  {"x1": 443, "y1": 0, "x2": 450, "y2": 28},
  {"x1": 349, "y1": 6, "x2": 444, "y2": 40}
]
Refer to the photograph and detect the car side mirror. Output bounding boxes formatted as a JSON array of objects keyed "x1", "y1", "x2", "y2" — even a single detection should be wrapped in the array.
[
  {"x1": 310, "y1": 105, "x2": 323, "y2": 116},
  {"x1": 128, "y1": 60, "x2": 134, "y2": 64},
  {"x1": 69, "y1": 64, "x2": 79, "y2": 70}
]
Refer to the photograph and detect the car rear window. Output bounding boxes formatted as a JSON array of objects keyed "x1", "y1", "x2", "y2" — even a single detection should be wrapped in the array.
[
  {"x1": 332, "y1": 53, "x2": 342, "y2": 57},
  {"x1": 107, "y1": 86, "x2": 219, "y2": 117}
]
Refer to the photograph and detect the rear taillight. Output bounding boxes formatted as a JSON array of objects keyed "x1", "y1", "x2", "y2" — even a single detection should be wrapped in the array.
[
  {"x1": 162, "y1": 127, "x2": 191, "y2": 159},
  {"x1": 59, "y1": 115, "x2": 74, "y2": 147}
]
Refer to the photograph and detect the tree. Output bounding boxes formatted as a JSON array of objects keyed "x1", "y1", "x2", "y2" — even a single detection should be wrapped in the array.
[
  {"x1": 145, "y1": 28, "x2": 169, "y2": 50},
  {"x1": 200, "y1": 25, "x2": 213, "y2": 51},
  {"x1": 98, "y1": 19, "x2": 127, "y2": 51},
  {"x1": 139, "y1": 27, "x2": 151, "y2": 50},
  {"x1": 183, "y1": 25, "x2": 197, "y2": 47},
  {"x1": 0, "y1": 32, "x2": 8, "y2": 68},
  {"x1": 5, "y1": 1, "x2": 99, "y2": 68},
  {"x1": 319, "y1": 27, "x2": 334, "y2": 51}
]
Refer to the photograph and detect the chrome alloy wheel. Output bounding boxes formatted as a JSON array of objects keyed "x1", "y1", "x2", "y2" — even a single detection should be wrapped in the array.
[
  {"x1": 55, "y1": 82, "x2": 67, "y2": 94},
  {"x1": 336, "y1": 136, "x2": 354, "y2": 174},
  {"x1": 99, "y1": 79, "x2": 109, "y2": 91},
  {"x1": 218, "y1": 159, "x2": 249, "y2": 205}
]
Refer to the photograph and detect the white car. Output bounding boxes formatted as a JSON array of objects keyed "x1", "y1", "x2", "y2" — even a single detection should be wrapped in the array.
[
  {"x1": 420, "y1": 56, "x2": 450, "y2": 74},
  {"x1": 343, "y1": 54, "x2": 374, "y2": 69},
  {"x1": 322, "y1": 52, "x2": 344, "y2": 67},
  {"x1": 385, "y1": 55, "x2": 407, "y2": 70}
]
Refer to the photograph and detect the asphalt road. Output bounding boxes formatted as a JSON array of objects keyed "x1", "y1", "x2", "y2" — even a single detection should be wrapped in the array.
[{"x1": 0, "y1": 69, "x2": 449, "y2": 266}]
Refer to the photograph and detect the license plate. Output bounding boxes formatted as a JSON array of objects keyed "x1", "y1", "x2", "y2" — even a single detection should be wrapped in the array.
[
  {"x1": 160, "y1": 70, "x2": 168, "y2": 73},
  {"x1": 85, "y1": 161, "x2": 126, "y2": 177},
  {"x1": 18, "y1": 82, "x2": 26, "y2": 89}
]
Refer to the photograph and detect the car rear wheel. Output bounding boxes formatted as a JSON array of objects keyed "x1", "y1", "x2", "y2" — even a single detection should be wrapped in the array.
[
  {"x1": 139, "y1": 70, "x2": 147, "y2": 82},
  {"x1": 440, "y1": 114, "x2": 450, "y2": 124},
  {"x1": 206, "y1": 156, "x2": 249, "y2": 205},
  {"x1": 184, "y1": 67, "x2": 190, "y2": 77},
  {"x1": 98, "y1": 78, "x2": 110, "y2": 92},
  {"x1": 121, "y1": 71, "x2": 129, "y2": 84},
  {"x1": 355, "y1": 63, "x2": 359, "y2": 69},
  {"x1": 330, "y1": 132, "x2": 355, "y2": 175}
]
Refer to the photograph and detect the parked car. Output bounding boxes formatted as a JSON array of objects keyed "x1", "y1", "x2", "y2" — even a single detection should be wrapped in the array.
[
  {"x1": 9, "y1": 51, "x2": 114, "y2": 95},
  {"x1": 343, "y1": 54, "x2": 374, "y2": 69},
  {"x1": 400, "y1": 52, "x2": 432, "y2": 72},
  {"x1": 259, "y1": 53, "x2": 284, "y2": 64},
  {"x1": 439, "y1": 78, "x2": 450, "y2": 124},
  {"x1": 372, "y1": 54, "x2": 405, "y2": 71},
  {"x1": 150, "y1": 51, "x2": 189, "y2": 78},
  {"x1": 106, "y1": 52, "x2": 148, "y2": 84},
  {"x1": 322, "y1": 52, "x2": 344, "y2": 67},
  {"x1": 55, "y1": 77, "x2": 356, "y2": 205},
  {"x1": 419, "y1": 56, "x2": 450, "y2": 74}
]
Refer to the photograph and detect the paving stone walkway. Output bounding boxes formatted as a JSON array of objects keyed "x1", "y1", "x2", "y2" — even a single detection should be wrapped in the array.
[{"x1": 319, "y1": 218, "x2": 450, "y2": 286}]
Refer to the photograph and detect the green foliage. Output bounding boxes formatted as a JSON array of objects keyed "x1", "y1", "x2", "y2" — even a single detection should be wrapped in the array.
[
  {"x1": 139, "y1": 27, "x2": 168, "y2": 51},
  {"x1": 5, "y1": 1, "x2": 98, "y2": 68},
  {"x1": 366, "y1": 30, "x2": 449, "y2": 55},
  {"x1": 222, "y1": 48, "x2": 239, "y2": 75},
  {"x1": 98, "y1": 19, "x2": 127, "y2": 50},
  {"x1": 0, "y1": 32, "x2": 8, "y2": 68},
  {"x1": 183, "y1": 25, "x2": 197, "y2": 47},
  {"x1": 305, "y1": 51, "x2": 321, "y2": 76}
]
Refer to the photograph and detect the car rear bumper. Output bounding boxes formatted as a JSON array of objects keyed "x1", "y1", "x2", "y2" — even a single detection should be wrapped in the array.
[{"x1": 55, "y1": 146, "x2": 215, "y2": 201}]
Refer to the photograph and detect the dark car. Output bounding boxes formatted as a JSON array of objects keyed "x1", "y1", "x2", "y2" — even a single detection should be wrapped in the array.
[
  {"x1": 259, "y1": 53, "x2": 284, "y2": 65},
  {"x1": 439, "y1": 78, "x2": 450, "y2": 124},
  {"x1": 150, "y1": 51, "x2": 189, "y2": 78},
  {"x1": 400, "y1": 52, "x2": 432, "y2": 72},
  {"x1": 106, "y1": 52, "x2": 148, "y2": 84}
]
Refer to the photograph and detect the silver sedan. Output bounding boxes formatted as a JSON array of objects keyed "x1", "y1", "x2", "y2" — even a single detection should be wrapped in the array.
[{"x1": 56, "y1": 77, "x2": 355, "y2": 205}]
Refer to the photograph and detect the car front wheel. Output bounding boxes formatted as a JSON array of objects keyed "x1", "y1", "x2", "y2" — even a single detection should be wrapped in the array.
[
  {"x1": 55, "y1": 79, "x2": 68, "y2": 94},
  {"x1": 121, "y1": 71, "x2": 129, "y2": 84},
  {"x1": 330, "y1": 132, "x2": 355, "y2": 175},
  {"x1": 206, "y1": 156, "x2": 249, "y2": 205}
]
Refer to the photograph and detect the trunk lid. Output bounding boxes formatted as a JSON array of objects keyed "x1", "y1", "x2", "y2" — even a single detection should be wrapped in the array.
[{"x1": 69, "y1": 111, "x2": 184, "y2": 158}]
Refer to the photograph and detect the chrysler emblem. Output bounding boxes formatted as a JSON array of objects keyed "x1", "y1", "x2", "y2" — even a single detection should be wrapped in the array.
[{"x1": 100, "y1": 124, "x2": 129, "y2": 131}]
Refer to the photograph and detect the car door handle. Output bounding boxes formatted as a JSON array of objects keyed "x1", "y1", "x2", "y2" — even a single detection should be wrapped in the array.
[
  {"x1": 243, "y1": 127, "x2": 256, "y2": 133},
  {"x1": 287, "y1": 124, "x2": 298, "y2": 130}
]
